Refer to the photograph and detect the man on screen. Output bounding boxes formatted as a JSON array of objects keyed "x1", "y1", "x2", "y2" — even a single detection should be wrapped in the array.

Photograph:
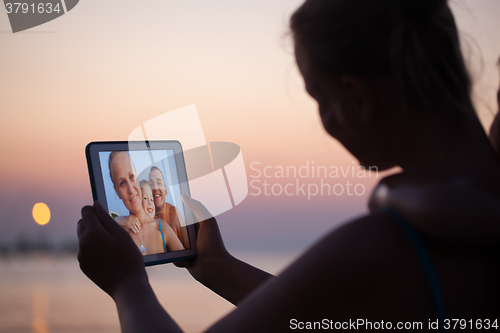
[{"x1": 149, "y1": 166, "x2": 190, "y2": 249}]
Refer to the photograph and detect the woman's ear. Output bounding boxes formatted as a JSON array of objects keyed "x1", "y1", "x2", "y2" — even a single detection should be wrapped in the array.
[{"x1": 339, "y1": 76, "x2": 375, "y2": 122}]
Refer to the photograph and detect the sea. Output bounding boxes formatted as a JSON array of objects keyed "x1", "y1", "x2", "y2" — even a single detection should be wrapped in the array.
[{"x1": 0, "y1": 251, "x2": 298, "y2": 333}]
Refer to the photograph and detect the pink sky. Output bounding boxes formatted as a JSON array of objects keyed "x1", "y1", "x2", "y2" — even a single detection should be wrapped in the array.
[{"x1": 0, "y1": 0, "x2": 499, "y2": 252}]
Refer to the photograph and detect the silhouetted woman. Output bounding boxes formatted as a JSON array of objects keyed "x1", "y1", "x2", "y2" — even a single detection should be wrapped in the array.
[{"x1": 77, "y1": 0, "x2": 500, "y2": 331}]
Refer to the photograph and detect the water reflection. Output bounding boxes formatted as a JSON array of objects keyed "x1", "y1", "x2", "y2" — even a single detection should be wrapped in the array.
[
  {"x1": 0, "y1": 252, "x2": 296, "y2": 332},
  {"x1": 32, "y1": 286, "x2": 49, "y2": 333}
]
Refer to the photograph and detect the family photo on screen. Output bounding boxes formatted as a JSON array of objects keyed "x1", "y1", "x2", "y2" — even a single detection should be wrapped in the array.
[{"x1": 104, "y1": 151, "x2": 190, "y2": 255}]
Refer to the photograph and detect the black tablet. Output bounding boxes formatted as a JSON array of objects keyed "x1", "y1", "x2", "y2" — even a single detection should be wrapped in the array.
[{"x1": 86, "y1": 141, "x2": 197, "y2": 266}]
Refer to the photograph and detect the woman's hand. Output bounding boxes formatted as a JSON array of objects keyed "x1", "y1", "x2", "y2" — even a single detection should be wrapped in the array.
[
  {"x1": 77, "y1": 201, "x2": 148, "y2": 299},
  {"x1": 175, "y1": 194, "x2": 272, "y2": 305},
  {"x1": 174, "y1": 194, "x2": 231, "y2": 283},
  {"x1": 117, "y1": 215, "x2": 141, "y2": 234}
]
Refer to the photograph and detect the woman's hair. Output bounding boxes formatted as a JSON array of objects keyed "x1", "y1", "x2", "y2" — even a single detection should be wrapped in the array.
[
  {"x1": 108, "y1": 151, "x2": 131, "y2": 187},
  {"x1": 290, "y1": 0, "x2": 475, "y2": 119}
]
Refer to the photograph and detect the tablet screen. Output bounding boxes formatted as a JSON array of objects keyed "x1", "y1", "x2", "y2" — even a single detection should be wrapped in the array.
[{"x1": 97, "y1": 149, "x2": 191, "y2": 255}]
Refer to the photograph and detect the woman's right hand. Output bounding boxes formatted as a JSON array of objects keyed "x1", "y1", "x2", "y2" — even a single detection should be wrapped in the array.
[
  {"x1": 174, "y1": 194, "x2": 231, "y2": 284},
  {"x1": 175, "y1": 194, "x2": 272, "y2": 305},
  {"x1": 117, "y1": 215, "x2": 141, "y2": 234},
  {"x1": 77, "y1": 201, "x2": 148, "y2": 299}
]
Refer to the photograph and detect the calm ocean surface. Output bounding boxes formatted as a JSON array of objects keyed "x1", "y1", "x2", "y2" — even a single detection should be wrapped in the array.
[{"x1": 0, "y1": 251, "x2": 298, "y2": 333}]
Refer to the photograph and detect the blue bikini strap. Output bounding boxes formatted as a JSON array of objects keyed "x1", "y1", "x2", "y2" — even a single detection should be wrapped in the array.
[
  {"x1": 381, "y1": 207, "x2": 447, "y2": 332},
  {"x1": 158, "y1": 218, "x2": 167, "y2": 253}
]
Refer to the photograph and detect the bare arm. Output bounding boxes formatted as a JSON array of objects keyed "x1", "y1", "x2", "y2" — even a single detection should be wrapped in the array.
[
  {"x1": 78, "y1": 197, "x2": 272, "y2": 333},
  {"x1": 79, "y1": 202, "x2": 438, "y2": 332},
  {"x1": 114, "y1": 274, "x2": 182, "y2": 333},
  {"x1": 205, "y1": 212, "x2": 435, "y2": 332},
  {"x1": 77, "y1": 202, "x2": 183, "y2": 333},
  {"x1": 77, "y1": 199, "x2": 275, "y2": 332}
]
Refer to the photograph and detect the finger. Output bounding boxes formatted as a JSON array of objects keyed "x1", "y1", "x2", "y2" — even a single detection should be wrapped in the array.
[
  {"x1": 93, "y1": 201, "x2": 127, "y2": 235},
  {"x1": 81, "y1": 205, "x2": 104, "y2": 233},
  {"x1": 77, "y1": 219, "x2": 85, "y2": 239},
  {"x1": 182, "y1": 193, "x2": 214, "y2": 222}
]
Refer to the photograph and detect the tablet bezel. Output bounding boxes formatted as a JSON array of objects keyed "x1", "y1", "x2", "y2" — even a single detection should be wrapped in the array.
[{"x1": 86, "y1": 140, "x2": 197, "y2": 266}]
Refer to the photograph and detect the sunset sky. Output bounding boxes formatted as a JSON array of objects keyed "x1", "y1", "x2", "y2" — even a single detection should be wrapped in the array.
[{"x1": 1, "y1": 0, "x2": 499, "y2": 253}]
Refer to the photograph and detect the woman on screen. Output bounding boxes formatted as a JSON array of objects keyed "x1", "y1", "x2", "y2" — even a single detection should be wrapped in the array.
[
  {"x1": 108, "y1": 151, "x2": 184, "y2": 254},
  {"x1": 78, "y1": 0, "x2": 500, "y2": 331}
]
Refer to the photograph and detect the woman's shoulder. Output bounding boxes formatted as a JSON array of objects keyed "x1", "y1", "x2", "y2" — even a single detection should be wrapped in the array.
[
  {"x1": 277, "y1": 211, "x2": 417, "y2": 298},
  {"x1": 311, "y1": 211, "x2": 412, "y2": 268},
  {"x1": 370, "y1": 175, "x2": 500, "y2": 242},
  {"x1": 306, "y1": 211, "x2": 492, "y2": 316},
  {"x1": 221, "y1": 212, "x2": 437, "y2": 327},
  {"x1": 230, "y1": 212, "x2": 492, "y2": 325}
]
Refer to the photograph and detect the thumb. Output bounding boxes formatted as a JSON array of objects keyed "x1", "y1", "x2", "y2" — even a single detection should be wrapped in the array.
[{"x1": 182, "y1": 193, "x2": 214, "y2": 223}]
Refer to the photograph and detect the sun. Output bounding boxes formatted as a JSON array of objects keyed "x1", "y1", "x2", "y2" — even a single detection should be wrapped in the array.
[{"x1": 32, "y1": 203, "x2": 51, "y2": 226}]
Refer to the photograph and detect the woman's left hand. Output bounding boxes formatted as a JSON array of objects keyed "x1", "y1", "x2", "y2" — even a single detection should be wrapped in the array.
[{"x1": 77, "y1": 201, "x2": 148, "y2": 299}]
